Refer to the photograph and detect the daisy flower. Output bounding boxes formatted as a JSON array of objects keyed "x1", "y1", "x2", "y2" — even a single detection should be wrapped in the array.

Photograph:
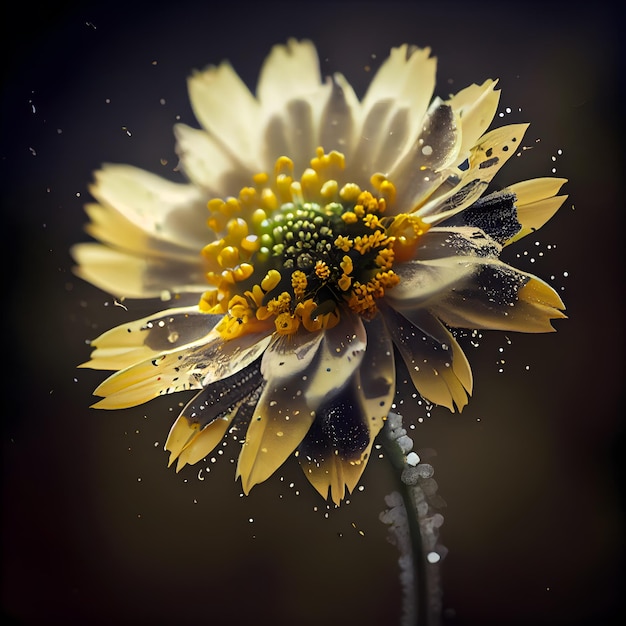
[{"x1": 73, "y1": 40, "x2": 566, "y2": 505}]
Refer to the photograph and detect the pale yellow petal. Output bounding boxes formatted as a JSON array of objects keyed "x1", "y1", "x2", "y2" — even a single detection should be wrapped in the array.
[
  {"x1": 257, "y1": 39, "x2": 321, "y2": 108},
  {"x1": 92, "y1": 329, "x2": 271, "y2": 409},
  {"x1": 430, "y1": 267, "x2": 566, "y2": 333},
  {"x1": 187, "y1": 61, "x2": 260, "y2": 167},
  {"x1": 389, "y1": 101, "x2": 461, "y2": 213},
  {"x1": 170, "y1": 412, "x2": 236, "y2": 471},
  {"x1": 235, "y1": 330, "x2": 324, "y2": 493},
  {"x1": 303, "y1": 311, "x2": 367, "y2": 409},
  {"x1": 447, "y1": 80, "x2": 500, "y2": 161},
  {"x1": 299, "y1": 315, "x2": 393, "y2": 503},
  {"x1": 418, "y1": 123, "x2": 530, "y2": 223},
  {"x1": 80, "y1": 306, "x2": 217, "y2": 371},
  {"x1": 505, "y1": 177, "x2": 568, "y2": 245},
  {"x1": 174, "y1": 123, "x2": 252, "y2": 194},
  {"x1": 236, "y1": 384, "x2": 315, "y2": 495},
  {"x1": 383, "y1": 306, "x2": 471, "y2": 412},
  {"x1": 88, "y1": 164, "x2": 208, "y2": 251},
  {"x1": 348, "y1": 46, "x2": 437, "y2": 180},
  {"x1": 71, "y1": 243, "x2": 205, "y2": 300}
]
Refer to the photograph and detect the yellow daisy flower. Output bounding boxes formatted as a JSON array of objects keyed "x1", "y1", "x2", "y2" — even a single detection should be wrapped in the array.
[{"x1": 72, "y1": 40, "x2": 567, "y2": 505}]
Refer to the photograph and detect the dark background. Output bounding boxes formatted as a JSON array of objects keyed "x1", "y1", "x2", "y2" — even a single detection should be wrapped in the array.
[{"x1": 1, "y1": 1, "x2": 623, "y2": 625}]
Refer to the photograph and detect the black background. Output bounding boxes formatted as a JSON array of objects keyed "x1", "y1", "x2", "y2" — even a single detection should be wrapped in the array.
[{"x1": 2, "y1": 1, "x2": 623, "y2": 625}]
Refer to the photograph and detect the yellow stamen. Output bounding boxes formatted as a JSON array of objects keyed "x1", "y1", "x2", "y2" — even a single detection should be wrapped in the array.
[
  {"x1": 338, "y1": 274, "x2": 352, "y2": 291},
  {"x1": 334, "y1": 236, "x2": 351, "y2": 252},
  {"x1": 261, "y1": 269, "x2": 281, "y2": 292},
  {"x1": 274, "y1": 312, "x2": 300, "y2": 335},
  {"x1": 314, "y1": 260, "x2": 330, "y2": 280},
  {"x1": 363, "y1": 214, "x2": 381, "y2": 229},
  {"x1": 200, "y1": 149, "x2": 408, "y2": 340},
  {"x1": 371, "y1": 173, "x2": 396, "y2": 207},
  {"x1": 291, "y1": 270, "x2": 308, "y2": 299},
  {"x1": 339, "y1": 183, "x2": 362, "y2": 203}
]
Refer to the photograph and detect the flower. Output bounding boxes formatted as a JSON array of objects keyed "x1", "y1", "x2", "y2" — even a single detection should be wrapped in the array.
[{"x1": 73, "y1": 40, "x2": 567, "y2": 505}]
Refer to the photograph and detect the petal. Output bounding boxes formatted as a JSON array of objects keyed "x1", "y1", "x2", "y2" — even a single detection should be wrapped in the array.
[
  {"x1": 395, "y1": 307, "x2": 473, "y2": 398},
  {"x1": 165, "y1": 360, "x2": 263, "y2": 470},
  {"x1": 71, "y1": 243, "x2": 205, "y2": 300},
  {"x1": 236, "y1": 330, "x2": 322, "y2": 494},
  {"x1": 429, "y1": 263, "x2": 566, "y2": 333},
  {"x1": 417, "y1": 123, "x2": 530, "y2": 223},
  {"x1": 362, "y1": 46, "x2": 437, "y2": 174},
  {"x1": 388, "y1": 100, "x2": 461, "y2": 212},
  {"x1": 361, "y1": 45, "x2": 436, "y2": 146},
  {"x1": 257, "y1": 41, "x2": 334, "y2": 172},
  {"x1": 358, "y1": 314, "x2": 397, "y2": 421},
  {"x1": 348, "y1": 98, "x2": 397, "y2": 186},
  {"x1": 88, "y1": 164, "x2": 209, "y2": 252},
  {"x1": 236, "y1": 310, "x2": 368, "y2": 494},
  {"x1": 298, "y1": 384, "x2": 372, "y2": 505},
  {"x1": 174, "y1": 123, "x2": 253, "y2": 194},
  {"x1": 318, "y1": 74, "x2": 360, "y2": 158},
  {"x1": 80, "y1": 306, "x2": 220, "y2": 371},
  {"x1": 83, "y1": 202, "x2": 200, "y2": 264},
  {"x1": 447, "y1": 80, "x2": 500, "y2": 161},
  {"x1": 92, "y1": 327, "x2": 272, "y2": 409},
  {"x1": 440, "y1": 188, "x2": 521, "y2": 245},
  {"x1": 259, "y1": 328, "x2": 325, "y2": 381},
  {"x1": 303, "y1": 309, "x2": 367, "y2": 410},
  {"x1": 257, "y1": 39, "x2": 321, "y2": 109},
  {"x1": 505, "y1": 177, "x2": 568, "y2": 245},
  {"x1": 388, "y1": 227, "x2": 501, "y2": 308},
  {"x1": 382, "y1": 305, "x2": 471, "y2": 412},
  {"x1": 262, "y1": 98, "x2": 318, "y2": 175},
  {"x1": 299, "y1": 314, "x2": 394, "y2": 503},
  {"x1": 187, "y1": 61, "x2": 260, "y2": 167}
]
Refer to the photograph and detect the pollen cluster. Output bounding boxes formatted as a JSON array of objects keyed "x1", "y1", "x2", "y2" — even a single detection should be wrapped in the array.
[{"x1": 198, "y1": 148, "x2": 429, "y2": 339}]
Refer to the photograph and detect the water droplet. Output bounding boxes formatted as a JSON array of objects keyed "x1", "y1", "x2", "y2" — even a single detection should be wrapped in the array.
[
  {"x1": 406, "y1": 452, "x2": 420, "y2": 466},
  {"x1": 427, "y1": 551, "x2": 441, "y2": 564}
]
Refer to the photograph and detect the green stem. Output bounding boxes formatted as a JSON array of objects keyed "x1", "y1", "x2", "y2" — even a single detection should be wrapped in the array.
[{"x1": 380, "y1": 413, "x2": 443, "y2": 626}]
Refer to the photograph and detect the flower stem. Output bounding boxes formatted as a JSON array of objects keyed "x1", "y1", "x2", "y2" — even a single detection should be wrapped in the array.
[{"x1": 380, "y1": 412, "x2": 445, "y2": 626}]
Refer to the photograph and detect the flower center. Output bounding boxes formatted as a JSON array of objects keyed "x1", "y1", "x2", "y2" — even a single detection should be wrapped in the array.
[{"x1": 198, "y1": 147, "x2": 429, "y2": 340}]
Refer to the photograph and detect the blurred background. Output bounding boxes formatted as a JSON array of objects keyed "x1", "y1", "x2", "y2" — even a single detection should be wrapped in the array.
[{"x1": 2, "y1": 1, "x2": 623, "y2": 625}]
